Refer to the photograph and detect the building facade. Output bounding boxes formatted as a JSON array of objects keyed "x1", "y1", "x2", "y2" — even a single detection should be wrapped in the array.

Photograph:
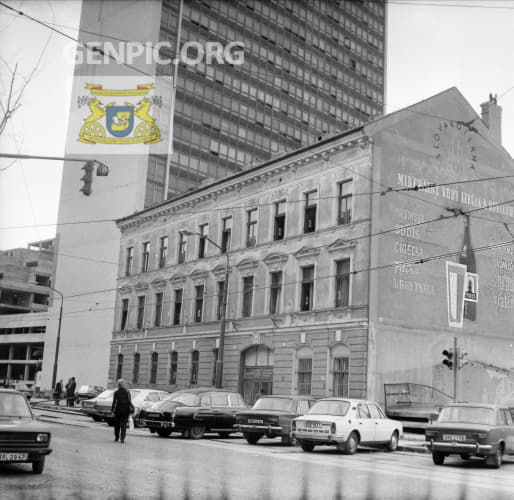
[
  {"x1": 45, "y1": 0, "x2": 386, "y2": 389},
  {"x1": 110, "y1": 89, "x2": 514, "y2": 405},
  {"x1": 0, "y1": 240, "x2": 55, "y2": 384}
]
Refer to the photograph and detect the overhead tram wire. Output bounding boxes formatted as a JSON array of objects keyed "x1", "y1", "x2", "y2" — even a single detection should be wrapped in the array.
[{"x1": 0, "y1": 1, "x2": 152, "y2": 78}]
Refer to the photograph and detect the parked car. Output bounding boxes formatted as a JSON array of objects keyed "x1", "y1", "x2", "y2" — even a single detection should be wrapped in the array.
[
  {"x1": 235, "y1": 395, "x2": 316, "y2": 445},
  {"x1": 94, "y1": 388, "x2": 169, "y2": 426},
  {"x1": 425, "y1": 402, "x2": 514, "y2": 468},
  {"x1": 81, "y1": 389, "x2": 114, "y2": 422},
  {"x1": 0, "y1": 389, "x2": 52, "y2": 473},
  {"x1": 75, "y1": 385, "x2": 105, "y2": 404},
  {"x1": 292, "y1": 398, "x2": 403, "y2": 454},
  {"x1": 141, "y1": 388, "x2": 247, "y2": 439}
]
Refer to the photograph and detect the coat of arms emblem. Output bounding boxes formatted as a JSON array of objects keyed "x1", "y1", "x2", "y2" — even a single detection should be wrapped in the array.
[{"x1": 78, "y1": 83, "x2": 161, "y2": 145}]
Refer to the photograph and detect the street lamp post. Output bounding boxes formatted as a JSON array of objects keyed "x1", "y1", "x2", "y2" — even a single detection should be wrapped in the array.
[
  {"x1": 180, "y1": 230, "x2": 229, "y2": 388},
  {"x1": 49, "y1": 287, "x2": 64, "y2": 391}
]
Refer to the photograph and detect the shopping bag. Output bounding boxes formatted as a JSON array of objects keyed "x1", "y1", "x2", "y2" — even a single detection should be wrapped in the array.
[{"x1": 128, "y1": 416, "x2": 135, "y2": 431}]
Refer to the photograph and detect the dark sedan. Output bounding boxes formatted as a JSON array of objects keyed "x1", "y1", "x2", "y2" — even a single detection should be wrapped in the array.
[
  {"x1": 141, "y1": 388, "x2": 247, "y2": 439},
  {"x1": 425, "y1": 402, "x2": 514, "y2": 468},
  {"x1": 0, "y1": 389, "x2": 52, "y2": 473},
  {"x1": 236, "y1": 395, "x2": 317, "y2": 445}
]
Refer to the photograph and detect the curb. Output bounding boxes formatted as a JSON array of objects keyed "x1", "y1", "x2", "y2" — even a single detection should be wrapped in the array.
[{"x1": 398, "y1": 442, "x2": 429, "y2": 454}]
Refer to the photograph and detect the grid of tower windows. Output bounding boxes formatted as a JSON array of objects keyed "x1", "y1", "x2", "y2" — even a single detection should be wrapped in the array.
[{"x1": 145, "y1": 0, "x2": 386, "y2": 207}]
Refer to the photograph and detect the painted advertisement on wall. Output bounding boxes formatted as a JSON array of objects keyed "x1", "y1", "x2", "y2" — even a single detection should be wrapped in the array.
[{"x1": 372, "y1": 90, "x2": 514, "y2": 337}]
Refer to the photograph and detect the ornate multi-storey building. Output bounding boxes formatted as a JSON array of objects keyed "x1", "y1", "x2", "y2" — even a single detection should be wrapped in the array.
[{"x1": 110, "y1": 89, "x2": 514, "y2": 406}]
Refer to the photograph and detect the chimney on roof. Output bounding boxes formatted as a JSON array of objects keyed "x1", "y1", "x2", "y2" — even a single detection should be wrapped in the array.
[{"x1": 480, "y1": 93, "x2": 502, "y2": 146}]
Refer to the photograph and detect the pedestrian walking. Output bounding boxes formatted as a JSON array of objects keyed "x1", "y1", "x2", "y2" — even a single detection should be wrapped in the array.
[
  {"x1": 53, "y1": 379, "x2": 63, "y2": 406},
  {"x1": 111, "y1": 379, "x2": 134, "y2": 444},
  {"x1": 65, "y1": 377, "x2": 77, "y2": 407}
]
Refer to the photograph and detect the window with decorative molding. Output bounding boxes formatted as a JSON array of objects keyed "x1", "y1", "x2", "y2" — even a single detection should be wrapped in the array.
[
  {"x1": 116, "y1": 354, "x2": 123, "y2": 380},
  {"x1": 136, "y1": 296, "x2": 145, "y2": 329},
  {"x1": 154, "y1": 292, "x2": 163, "y2": 327},
  {"x1": 335, "y1": 259, "x2": 350, "y2": 307},
  {"x1": 246, "y1": 208, "x2": 258, "y2": 247},
  {"x1": 273, "y1": 200, "x2": 286, "y2": 240},
  {"x1": 133, "y1": 352, "x2": 140, "y2": 384},
  {"x1": 304, "y1": 191, "x2": 317, "y2": 233},
  {"x1": 178, "y1": 233, "x2": 186, "y2": 264},
  {"x1": 150, "y1": 352, "x2": 158, "y2": 384},
  {"x1": 298, "y1": 358, "x2": 312, "y2": 395},
  {"x1": 159, "y1": 236, "x2": 168, "y2": 268},
  {"x1": 141, "y1": 241, "x2": 150, "y2": 272},
  {"x1": 269, "y1": 271, "x2": 282, "y2": 314},
  {"x1": 169, "y1": 351, "x2": 178, "y2": 384},
  {"x1": 216, "y1": 281, "x2": 225, "y2": 320},
  {"x1": 198, "y1": 223, "x2": 208, "y2": 259},
  {"x1": 242, "y1": 276, "x2": 254, "y2": 317},
  {"x1": 190, "y1": 350, "x2": 199, "y2": 385},
  {"x1": 338, "y1": 179, "x2": 353, "y2": 225},
  {"x1": 194, "y1": 285, "x2": 204, "y2": 322},
  {"x1": 125, "y1": 247, "x2": 133, "y2": 276},
  {"x1": 300, "y1": 265, "x2": 314, "y2": 311},
  {"x1": 120, "y1": 299, "x2": 129, "y2": 330},
  {"x1": 173, "y1": 289, "x2": 182, "y2": 325},
  {"x1": 221, "y1": 216, "x2": 232, "y2": 253}
]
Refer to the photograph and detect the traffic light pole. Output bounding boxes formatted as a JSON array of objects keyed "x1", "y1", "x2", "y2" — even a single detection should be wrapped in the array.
[{"x1": 452, "y1": 336, "x2": 458, "y2": 402}]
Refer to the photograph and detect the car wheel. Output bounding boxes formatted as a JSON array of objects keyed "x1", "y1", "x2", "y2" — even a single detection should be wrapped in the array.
[
  {"x1": 432, "y1": 452, "x2": 445, "y2": 465},
  {"x1": 386, "y1": 431, "x2": 399, "y2": 452},
  {"x1": 92, "y1": 416, "x2": 102, "y2": 422},
  {"x1": 157, "y1": 429, "x2": 172, "y2": 437},
  {"x1": 300, "y1": 441, "x2": 315, "y2": 452},
  {"x1": 485, "y1": 447, "x2": 503, "y2": 469},
  {"x1": 189, "y1": 424, "x2": 205, "y2": 439},
  {"x1": 244, "y1": 433, "x2": 261, "y2": 445},
  {"x1": 344, "y1": 432, "x2": 359, "y2": 455},
  {"x1": 32, "y1": 458, "x2": 45, "y2": 474},
  {"x1": 218, "y1": 432, "x2": 231, "y2": 439}
]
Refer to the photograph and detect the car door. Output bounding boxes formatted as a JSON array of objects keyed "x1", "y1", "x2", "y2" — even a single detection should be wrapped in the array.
[
  {"x1": 209, "y1": 392, "x2": 230, "y2": 429},
  {"x1": 356, "y1": 403, "x2": 376, "y2": 443},
  {"x1": 368, "y1": 403, "x2": 390, "y2": 441},
  {"x1": 502, "y1": 408, "x2": 514, "y2": 453}
]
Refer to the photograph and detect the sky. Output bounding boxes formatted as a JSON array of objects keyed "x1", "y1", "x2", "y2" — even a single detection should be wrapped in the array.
[{"x1": 2, "y1": 0, "x2": 514, "y2": 249}]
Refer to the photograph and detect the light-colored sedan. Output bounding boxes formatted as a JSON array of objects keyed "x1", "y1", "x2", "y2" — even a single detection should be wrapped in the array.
[{"x1": 291, "y1": 398, "x2": 403, "y2": 454}]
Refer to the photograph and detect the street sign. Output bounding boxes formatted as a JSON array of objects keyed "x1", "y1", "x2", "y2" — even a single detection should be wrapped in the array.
[{"x1": 446, "y1": 261, "x2": 467, "y2": 328}]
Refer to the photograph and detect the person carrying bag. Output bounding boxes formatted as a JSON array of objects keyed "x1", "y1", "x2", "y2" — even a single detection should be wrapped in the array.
[{"x1": 111, "y1": 379, "x2": 134, "y2": 444}]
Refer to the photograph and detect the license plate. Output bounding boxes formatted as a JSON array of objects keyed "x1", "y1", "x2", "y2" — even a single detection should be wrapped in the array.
[
  {"x1": 248, "y1": 419, "x2": 264, "y2": 424},
  {"x1": 0, "y1": 452, "x2": 28, "y2": 461},
  {"x1": 443, "y1": 434, "x2": 466, "y2": 441}
]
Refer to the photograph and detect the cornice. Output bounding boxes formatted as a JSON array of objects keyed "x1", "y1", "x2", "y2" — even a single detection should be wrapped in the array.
[
  {"x1": 190, "y1": 269, "x2": 209, "y2": 282},
  {"x1": 294, "y1": 246, "x2": 321, "y2": 260},
  {"x1": 117, "y1": 134, "x2": 371, "y2": 232},
  {"x1": 212, "y1": 264, "x2": 231, "y2": 280},
  {"x1": 327, "y1": 238, "x2": 357, "y2": 253},
  {"x1": 134, "y1": 282, "x2": 149, "y2": 292},
  {"x1": 263, "y1": 252, "x2": 289, "y2": 267},
  {"x1": 237, "y1": 258, "x2": 259, "y2": 274},
  {"x1": 151, "y1": 278, "x2": 168, "y2": 289},
  {"x1": 118, "y1": 286, "x2": 132, "y2": 295},
  {"x1": 170, "y1": 273, "x2": 187, "y2": 286}
]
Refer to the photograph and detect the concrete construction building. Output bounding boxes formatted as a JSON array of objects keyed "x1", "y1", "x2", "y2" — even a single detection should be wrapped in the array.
[
  {"x1": 109, "y1": 88, "x2": 514, "y2": 406},
  {"x1": 0, "y1": 239, "x2": 55, "y2": 385},
  {"x1": 43, "y1": 0, "x2": 387, "y2": 389}
]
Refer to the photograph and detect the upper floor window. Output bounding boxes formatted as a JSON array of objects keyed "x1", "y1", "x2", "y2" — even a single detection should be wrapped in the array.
[
  {"x1": 300, "y1": 265, "x2": 314, "y2": 311},
  {"x1": 242, "y1": 276, "x2": 254, "y2": 317},
  {"x1": 154, "y1": 292, "x2": 163, "y2": 327},
  {"x1": 304, "y1": 191, "x2": 317, "y2": 233},
  {"x1": 133, "y1": 352, "x2": 140, "y2": 384},
  {"x1": 159, "y1": 236, "x2": 168, "y2": 268},
  {"x1": 150, "y1": 352, "x2": 158, "y2": 384},
  {"x1": 178, "y1": 233, "x2": 187, "y2": 263},
  {"x1": 217, "y1": 281, "x2": 225, "y2": 320},
  {"x1": 194, "y1": 285, "x2": 204, "y2": 322},
  {"x1": 269, "y1": 271, "x2": 282, "y2": 315},
  {"x1": 221, "y1": 216, "x2": 232, "y2": 253},
  {"x1": 298, "y1": 357, "x2": 312, "y2": 395},
  {"x1": 141, "y1": 241, "x2": 150, "y2": 272},
  {"x1": 333, "y1": 356, "x2": 349, "y2": 397},
  {"x1": 136, "y1": 295, "x2": 145, "y2": 329},
  {"x1": 120, "y1": 298, "x2": 129, "y2": 331},
  {"x1": 335, "y1": 259, "x2": 350, "y2": 307},
  {"x1": 125, "y1": 247, "x2": 134, "y2": 276},
  {"x1": 190, "y1": 350, "x2": 199, "y2": 385},
  {"x1": 338, "y1": 179, "x2": 353, "y2": 225},
  {"x1": 274, "y1": 200, "x2": 286, "y2": 240},
  {"x1": 173, "y1": 289, "x2": 183, "y2": 325},
  {"x1": 246, "y1": 208, "x2": 258, "y2": 247},
  {"x1": 198, "y1": 223, "x2": 208, "y2": 259},
  {"x1": 169, "y1": 351, "x2": 178, "y2": 384},
  {"x1": 116, "y1": 354, "x2": 123, "y2": 380}
]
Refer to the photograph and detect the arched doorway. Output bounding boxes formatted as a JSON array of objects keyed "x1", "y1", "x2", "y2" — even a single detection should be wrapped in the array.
[{"x1": 241, "y1": 344, "x2": 273, "y2": 404}]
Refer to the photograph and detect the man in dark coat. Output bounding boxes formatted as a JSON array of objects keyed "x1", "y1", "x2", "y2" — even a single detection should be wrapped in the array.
[
  {"x1": 111, "y1": 379, "x2": 133, "y2": 443},
  {"x1": 53, "y1": 379, "x2": 63, "y2": 406}
]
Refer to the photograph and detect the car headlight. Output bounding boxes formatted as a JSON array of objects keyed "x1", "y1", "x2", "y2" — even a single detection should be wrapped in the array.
[
  {"x1": 330, "y1": 422, "x2": 336, "y2": 434},
  {"x1": 36, "y1": 433, "x2": 49, "y2": 443}
]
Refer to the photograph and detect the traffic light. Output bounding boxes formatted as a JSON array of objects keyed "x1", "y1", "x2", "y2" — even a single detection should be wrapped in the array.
[
  {"x1": 80, "y1": 161, "x2": 95, "y2": 196},
  {"x1": 442, "y1": 349, "x2": 454, "y2": 370}
]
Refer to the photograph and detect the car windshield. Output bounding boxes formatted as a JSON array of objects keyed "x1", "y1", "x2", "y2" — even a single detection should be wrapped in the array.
[
  {"x1": 308, "y1": 400, "x2": 350, "y2": 416},
  {"x1": 97, "y1": 390, "x2": 114, "y2": 399},
  {"x1": 253, "y1": 397, "x2": 293, "y2": 412},
  {"x1": 438, "y1": 406, "x2": 497, "y2": 425},
  {"x1": 0, "y1": 393, "x2": 33, "y2": 419},
  {"x1": 170, "y1": 393, "x2": 201, "y2": 406}
]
